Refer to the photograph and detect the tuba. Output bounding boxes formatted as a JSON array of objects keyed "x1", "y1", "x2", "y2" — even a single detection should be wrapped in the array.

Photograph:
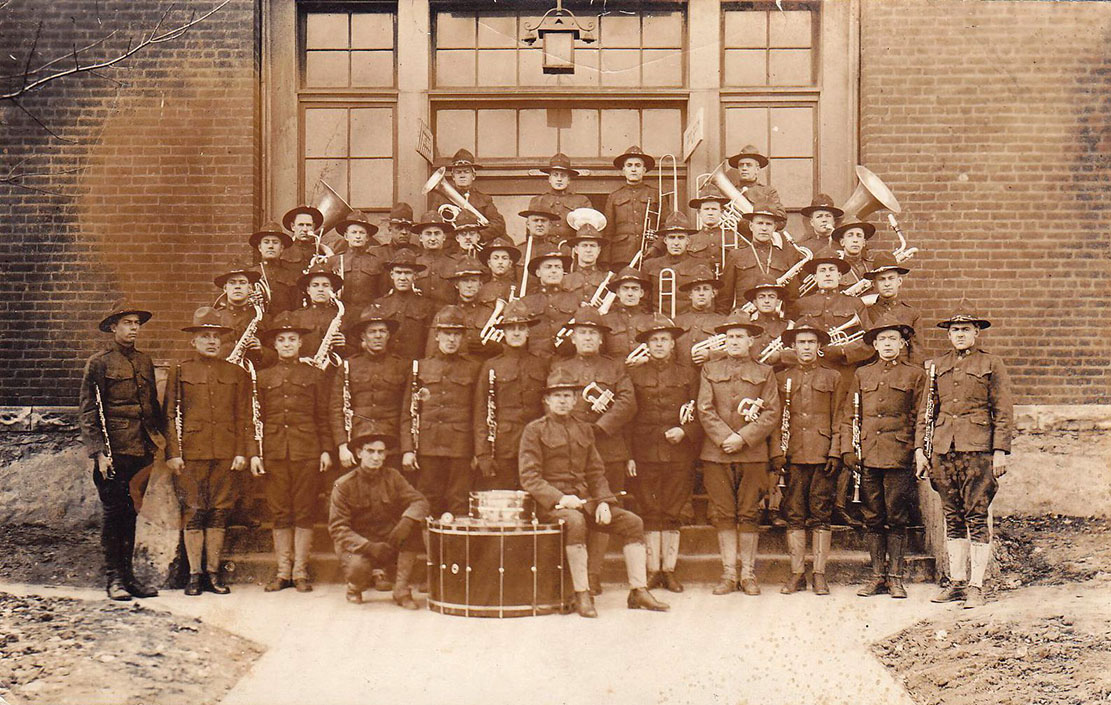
[
  {"x1": 840, "y1": 166, "x2": 902, "y2": 222},
  {"x1": 567, "y1": 208, "x2": 607, "y2": 232},
  {"x1": 422, "y1": 167, "x2": 490, "y2": 227}
]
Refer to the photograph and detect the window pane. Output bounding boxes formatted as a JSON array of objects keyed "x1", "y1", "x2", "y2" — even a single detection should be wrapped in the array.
[
  {"x1": 351, "y1": 14, "x2": 394, "y2": 49},
  {"x1": 435, "y1": 110, "x2": 476, "y2": 157},
  {"x1": 518, "y1": 48, "x2": 560, "y2": 87},
  {"x1": 437, "y1": 13, "x2": 476, "y2": 49},
  {"x1": 768, "y1": 158, "x2": 813, "y2": 206},
  {"x1": 477, "y1": 49, "x2": 516, "y2": 87},
  {"x1": 723, "y1": 49, "x2": 766, "y2": 86},
  {"x1": 351, "y1": 51, "x2": 394, "y2": 87},
  {"x1": 769, "y1": 107, "x2": 813, "y2": 158},
  {"x1": 601, "y1": 14, "x2": 640, "y2": 48},
  {"x1": 600, "y1": 49, "x2": 640, "y2": 87},
  {"x1": 306, "y1": 159, "x2": 349, "y2": 204},
  {"x1": 477, "y1": 109, "x2": 517, "y2": 158},
  {"x1": 350, "y1": 108, "x2": 393, "y2": 158},
  {"x1": 643, "y1": 12, "x2": 683, "y2": 48},
  {"x1": 477, "y1": 15, "x2": 517, "y2": 48},
  {"x1": 305, "y1": 51, "x2": 349, "y2": 87},
  {"x1": 559, "y1": 109, "x2": 600, "y2": 158},
  {"x1": 642, "y1": 49, "x2": 683, "y2": 87},
  {"x1": 350, "y1": 159, "x2": 394, "y2": 209},
  {"x1": 723, "y1": 11, "x2": 767, "y2": 49},
  {"x1": 436, "y1": 50, "x2": 476, "y2": 87},
  {"x1": 600, "y1": 109, "x2": 641, "y2": 157},
  {"x1": 724, "y1": 107, "x2": 769, "y2": 157},
  {"x1": 562, "y1": 48, "x2": 600, "y2": 87},
  {"x1": 305, "y1": 108, "x2": 348, "y2": 159},
  {"x1": 519, "y1": 109, "x2": 560, "y2": 158},
  {"x1": 769, "y1": 10, "x2": 812, "y2": 48},
  {"x1": 306, "y1": 13, "x2": 348, "y2": 50},
  {"x1": 768, "y1": 49, "x2": 812, "y2": 86},
  {"x1": 642, "y1": 109, "x2": 682, "y2": 158}
]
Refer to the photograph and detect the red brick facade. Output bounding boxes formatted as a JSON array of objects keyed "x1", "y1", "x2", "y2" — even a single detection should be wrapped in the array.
[{"x1": 1, "y1": 0, "x2": 1107, "y2": 405}]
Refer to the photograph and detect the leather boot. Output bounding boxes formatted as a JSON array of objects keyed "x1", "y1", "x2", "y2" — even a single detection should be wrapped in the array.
[
  {"x1": 660, "y1": 530, "x2": 683, "y2": 592},
  {"x1": 392, "y1": 551, "x2": 420, "y2": 610},
  {"x1": 886, "y1": 531, "x2": 907, "y2": 599},
  {"x1": 931, "y1": 582, "x2": 966, "y2": 603},
  {"x1": 345, "y1": 585, "x2": 363, "y2": 604},
  {"x1": 265, "y1": 528, "x2": 294, "y2": 592},
  {"x1": 292, "y1": 526, "x2": 314, "y2": 593},
  {"x1": 184, "y1": 573, "x2": 204, "y2": 596},
  {"x1": 737, "y1": 532, "x2": 760, "y2": 596},
  {"x1": 121, "y1": 535, "x2": 158, "y2": 598},
  {"x1": 573, "y1": 591, "x2": 597, "y2": 618},
  {"x1": 565, "y1": 544, "x2": 590, "y2": 594},
  {"x1": 627, "y1": 588, "x2": 670, "y2": 611},
  {"x1": 183, "y1": 529, "x2": 205, "y2": 578},
  {"x1": 587, "y1": 531, "x2": 609, "y2": 595},
  {"x1": 204, "y1": 528, "x2": 230, "y2": 594},
  {"x1": 812, "y1": 529, "x2": 832, "y2": 595},
  {"x1": 857, "y1": 532, "x2": 888, "y2": 596},
  {"x1": 372, "y1": 569, "x2": 393, "y2": 592},
  {"x1": 106, "y1": 571, "x2": 132, "y2": 602},
  {"x1": 713, "y1": 528, "x2": 738, "y2": 595},
  {"x1": 781, "y1": 529, "x2": 807, "y2": 594},
  {"x1": 962, "y1": 585, "x2": 985, "y2": 608}
]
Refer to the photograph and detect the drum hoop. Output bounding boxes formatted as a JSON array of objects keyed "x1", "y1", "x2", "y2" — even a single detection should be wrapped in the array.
[
  {"x1": 427, "y1": 524, "x2": 562, "y2": 537},
  {"x1": 427, "y1": 599, "x2": 567, "y2": 614}
]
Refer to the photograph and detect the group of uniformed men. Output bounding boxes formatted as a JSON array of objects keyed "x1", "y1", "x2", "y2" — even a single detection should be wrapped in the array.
[{"x1": 79, "y1": 144, "x2": 1014, "y2": 618}]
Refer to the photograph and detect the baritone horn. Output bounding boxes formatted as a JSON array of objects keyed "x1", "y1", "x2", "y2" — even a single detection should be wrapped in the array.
[{"x1": 422, "y1": 167, "x2": 490, "y2": 227}]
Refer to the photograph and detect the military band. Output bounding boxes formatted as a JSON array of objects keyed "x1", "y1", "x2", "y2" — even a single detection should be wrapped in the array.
[{"x1": 77, "y1": 144, "x2": 1016, "y2": 615}]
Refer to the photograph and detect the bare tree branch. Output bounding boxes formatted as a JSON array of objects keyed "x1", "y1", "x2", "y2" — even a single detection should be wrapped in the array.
[
  {"x1": 10, "y1": 98, "x2": 75, "y2": 142},
  {"x1": 0, "y1": 162, "x2": 85, "y2": 196},
  {"x1": 0, "y1": 30, "x2": 120, "y2": 81}
]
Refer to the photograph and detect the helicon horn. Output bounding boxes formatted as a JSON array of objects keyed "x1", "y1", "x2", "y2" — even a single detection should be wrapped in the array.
[{"x1": 840, "y1": 166, "x2": 901, "y2": 221}]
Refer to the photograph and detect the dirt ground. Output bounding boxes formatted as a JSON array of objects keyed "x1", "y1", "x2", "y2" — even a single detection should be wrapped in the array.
[
  {"x1": 874, "y1": 516, "x2": 1111, "y2": 705},
  {"x1": 0, "y1": 591, "x2": 263, "y2": 705},
  {"x1": 0, "y1": 524, "x2": 102, "y2": 588}
]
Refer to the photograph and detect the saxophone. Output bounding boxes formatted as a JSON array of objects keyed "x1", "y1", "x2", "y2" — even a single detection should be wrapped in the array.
[
  {"x1": 227, "y1": 301, "x2": 264, "y2": 366},
  {"x1": 308, "y1": 293, "x2": 345, "y2": 370},
  {"x1": 226, "y1": 299, "x2": 266, "y2": 462}
]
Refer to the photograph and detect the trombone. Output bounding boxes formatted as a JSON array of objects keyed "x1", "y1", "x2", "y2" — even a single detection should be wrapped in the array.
[
  {"x1": 657, "y1": 267, "x2": 677, "y2": 319},
  {"x1": 640, "y1": 153, "x2": 679, "y2": 260}
]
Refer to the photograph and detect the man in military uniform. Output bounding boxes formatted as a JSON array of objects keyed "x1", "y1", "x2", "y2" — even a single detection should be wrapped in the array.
[
  {"x1": 401, "y1": 306, "x2": 481, "y2": 516},
  {"x1": 427, "y1": 149, "x2": 506, "y2": 242},
  {"x1": 79, "y1": 301, "x2": 165, "y2": 601},
  {"x1": 251, "y1": 313, "x2": 333, "y2": 593},
  {"x1": 328, "y1": 210, "x2": 385, "y2": 313},
  {"x1": 725, "y1": 144, "x2": 782, "y2": 209},
  {"x1": 842, "y1": 316, "x2": 926, "y2": 600},
  {"x1": 718, "y1": 202, "x2": 802, "y2": 314},
  {"x1": 472, "y1": 300, "x2": 549, "y2": 490},
  {"x1": 530, "y1": 153, "x2": 593, "y2": 244},
  {"x1": 627, "y1": 314, "x2": 699, "y2": 593},
  {"x1": 832, "y1": 219, "x2": 878, "y2": 288},
  {"x1": 329, "y1": 433, "x2": 429, "y2": 609},
  {"x1": 674, "y1": 265, "x2": 727, "y2": 368},
  {"x1": 411, "y1": 210, "x2": 458, "y2": 307},
  {"x1": 917, "y1": 303, "x2": 1014, "y2": 609},
  {"x1": 249, "y1": 222, "x2": 300, "y2": 314},
  {"x1": 770, "y1": 319, "x2": 844, "y2": 595},
  {"x1": 292, "y1": 261, "x2": 347, "y2": 366},
  {"x1": 449, "y1": 211, "x2": 485, "y2": 259},
  {"x1": 519, "y1": 369, "x2": 668, "y2": 617},
  {"x1": 601, "y1": 267, "x2": 653, "y2": 361},
  {"x1": 376, "y1": 250, "x2": 436, "y2": 360},
  {"x1": 519, "y1": 244, "x2": 579, "y2": 359},
  {"x1": 743, "y1": 276, "x2": 793, "y2": 369},
  {"x1": 603, "y1": 146, "x2": 662, "y2": 267},
  {"x1": 642, "y1": 212, "x2": 703, "y2": 318},
  {"x1": 687, "y1": 187, "x2": 735, "y2": 275},
  {"x1": 798, "y1": 194, "x2": 843, "y2": 251},
  {"x1": 281, "y1": 204, "x2": 327, "y2": 272},
  {"x1": 476, "y1": 236, "x2": 521, "y2": 305},
  {"x1": 864, "y1": 253, "x2": 922, "y2": 364},
  {"x1": 433, "y1": 257, "x2": 496, "y2": 359},
  {"x1": 560, "y1": 224, "x2": 609, "y2": 305},
  {"x1": 164, "y1": 308, "x2": 252, "y2": 596},
  {"x1": 213, "y1": 258, "x2": 276, "y2": 371},
  {"x1": 550, "y1": 306, "x2": 638, "y2": 594},
  {"x1": 370, "y1": 203, "x2": 416, "y2": 262},
  {"x1": 697, "y1": 312, "x2": 780, "y2": 596},
  {"x1": 518, "y1": 205, "x2": 559, "y2": 250}
]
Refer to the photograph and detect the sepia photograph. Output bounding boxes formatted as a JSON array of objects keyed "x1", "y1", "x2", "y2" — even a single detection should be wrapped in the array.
[{"x1": 0, "y1": 0, "x2": 1108, "y2": 703}]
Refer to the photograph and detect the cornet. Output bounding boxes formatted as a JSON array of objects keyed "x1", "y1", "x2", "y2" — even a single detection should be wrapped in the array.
[
  {"x1": 582, "y1": 382, "x2": 614, "y2": 414},
  {"x1": 690, "y1": 333, "x2": 727, "y2": 358},
  {"x1": 737, "y1": 397, "x2": 765, "y2": 423},
  {"x1": 422, "y1": 167, "x2": 490, "y2": 227},
  {"x1": 679, "y1": 400, "x2": 696, "y2": 425},
  {"x1": 625, "y1": 343, "x2": 651, "y2": 366},
  {"x1": 826, "y1": 314, "x2": 865, "y2": 348},
  {"x1": 480, "y1": 297, "x2": 508, "y2": 345},
  {"x1": 757, "y1": 321, "x2": 795, "y2": 364}
]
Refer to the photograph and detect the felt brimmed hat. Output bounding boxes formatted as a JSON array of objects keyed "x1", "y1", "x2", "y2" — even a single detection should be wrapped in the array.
[
  {"x1": 936, "y1": 297, "x2": 991, "y2": 330},
  {"x1": 742, "y1": 202, "x2": 788, "y2": 225},
  {"x1": 781, "y1": 317, "x2": 830, "y2": 347},
  {"x1": 799, "y1": 194, "x2": 845, "y2": 219},
  {"x1": 447, "y1": 257, "x2": 487, "y2": 280},
  {"x1": 98, "y1": 299, "x2": 153, "y2": 333},
  {"x1": 527, "y1": 244, "x2": 573, "y2": 275},
  {"x1": 612, "y1": 145, "x2": 656, "y2": 171},
  {"x1": 659, "y1": 211, "x2": 697, "y2": 234},
  {"x1": 518, "y1": 203, "x2": 559, "y2": 220},
  {"x1": 566, "y1": 223, "x2": 605, "y2": 246},
  {"x1": 864, "y1": 315, "x2": 915, "y2": 344},
  {"x1": 713, "y1": 311, "x2": 764, "y2": 337},
  {"x1": 282, "y1": 205, "x2": 323, "y2": 232},
  {"x1": 544, "y1": 367, "x2": 583, "y2": 393},
  {"x1": 346, "y1": 303, "x2": 399, "y2": 336},
  {"x1": 606, "y1": 266, "x2": 650, "y2": 294},
  {"x1": 334, "y1": 210, "x2": 379, "y2": 237},
  {"x1": 568, "y1": 305, "x2": 610, "y2": 332},
  {"x1": 213, "y1": 258, "x2": 262, "y2": 288},
  {"x1": 383, "y1": 249, "x2": 428, "y2": 273},
  {"x1": 689, "y1": 186, "x2": 732, "y2": 209},
  {"x1": 348, "y1": 432, "x2": 397, "y2": 451},
  {"x1": 298, "y1": 261, "x2": 344, "y2": 291},
  {"x1": 182, "y1": 306, "x2": 232, "y2": 334},
  {"x1": 446, "y1": 148, "x2": 481, "y2": 169},
  {"x1": 249, "y1": 222, "x2": 293, "y2": 249},
  {"x1": 742, "y1": 275, "x2": 787, "y2": 303},
  {"x1": 430, "y1": 306, "x2": 468, "y2": 330},
  {"x1": 802, "y1": 246, "x2": 852, "y2": 276},
  {"x1": 726, "y1": 144, "x2": 769, "y2": 169},
  {"x1": 452, "y1": 210, "x2": 484, "y2": 233},
  {"x1": 261, "y1": 311, "x2": 311, "y2": 342},
  {"x1": 634, "y1": 313, "x2": 686, "y2": 344},
  {"x1": 410, "y1": 210, "x2": 456, "y2": 235},
  {"x1": 539, "y1": 152, "x2": 580, "y2": 176},
  {"x1": 679, "y1": 264, "x2": 724, "y2": 291},
  {"x1": 388, "y1": 203, "x2": 414, "y2": 225},
  {"x1": 494, "y1": 299, "x2": 539, "y2": 328},
  {"x1": 832, "y1": 220, "x2": 877, "y2": 241},
  {"x1": 480, "y1": 236, "x2": 521, "y2": 264},
  {"x1": 863, "y1": 252, "x2": 910, "y2": 279}
]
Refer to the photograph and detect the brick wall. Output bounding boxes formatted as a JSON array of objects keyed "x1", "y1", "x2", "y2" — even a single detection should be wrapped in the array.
[
  {"x1": 859, "y1": 0, "x2": 1111, "y2": 404},
  {"x1": 0, "y1": 0, "x2": 257, "y2": 405}
]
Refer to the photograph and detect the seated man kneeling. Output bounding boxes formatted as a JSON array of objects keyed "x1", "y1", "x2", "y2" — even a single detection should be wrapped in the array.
[
  {"x1": 518, "y1": 368, "x2": 669, "y2": 618},
  {"x1": 328, "y1": 433, "x2": 429, "y2": 609}
]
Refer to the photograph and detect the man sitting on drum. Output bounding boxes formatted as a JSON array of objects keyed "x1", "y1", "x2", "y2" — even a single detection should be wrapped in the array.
[
  {"x1": 329, "y1": 433, "x2": 429, "y2": 609},
  {"x1": 518, "y1": 369, "x2": 670, "y2": 618}
]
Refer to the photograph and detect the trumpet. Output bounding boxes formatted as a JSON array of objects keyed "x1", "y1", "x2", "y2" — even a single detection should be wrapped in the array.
[
  {"x1": 757, "y1": 321, "x2": 795, "y2": 364},
  {"x1": 480, "y1": 297, "x2": 508, "y2": 345},
  {"x1": 658, "y1": 267, "x2": 677, "y2": 319},
  {"x1": 679, "y1": 400, "x2": 695, "y2": 426},
  {"x1": 690, "y1": 333, "x2": 727, "y2": 358},
  {"x1": 582, "y1": 382, "x2": 614, "y2": 414},
  {"x1": 826, "y1": 313, "x2": 865, "y2": 349},
  {"x1": 423, "y1": 167, "x2": 490, "y2": 227},
  {"x1": 737, "y1": 397, "x2": 765, "y2": 423},
  {"x1": 625, "y1": 343, "x2": 651, "y2": 366}
]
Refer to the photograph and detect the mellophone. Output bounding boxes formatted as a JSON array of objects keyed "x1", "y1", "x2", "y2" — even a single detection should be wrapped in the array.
[{"x1": 426, "y1": 490, "x2": 569, "y2": 618}]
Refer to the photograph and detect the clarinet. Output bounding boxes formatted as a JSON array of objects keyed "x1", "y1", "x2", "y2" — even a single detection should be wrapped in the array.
[
  {"x1": 923, "y1": 362, "x2": 938, "y2": 463},
  {"x1": 174, "y1": 363, "x2": 184, "y2": 460},
  {"x1": 410, "y1": 360, "x2": 421, "y2": 460},
  {"x1": 851, "y1": 391, "x2": 863, "y2": 504},
  {"x1": 247, "y1": 359, "x2": 264, "y2": 464},
  {"x1": 778, "y1": 377, "x2": 792, "y2": 489},
  {"x1": 486, "y1": 368, "x2": 497, "y2": 448},
  {"x1": 342, "y1": 359, "x2": 353, "y2": 444},
  {"x1": 93, "y1": 383, "x2": 114, "y2": 477}
]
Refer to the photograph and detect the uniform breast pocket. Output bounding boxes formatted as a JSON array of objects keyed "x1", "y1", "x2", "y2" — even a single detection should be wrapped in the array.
[{"x1": 105, "y1": 368, "x2": 138, "y2": 400}]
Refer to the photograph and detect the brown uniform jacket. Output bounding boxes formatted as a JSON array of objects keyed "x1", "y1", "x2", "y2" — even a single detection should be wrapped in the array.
[
  {"x1": 697, "y1": 356, "x2": 780, "y2": 464},
  {"x1": 328, "y1": 247, "x2": 385, "y2": 312},
  {"x1": 521, "y1": 286, "x2": 580, "y2": 358},
  {"x1": 718, "y1": 241, "x2": 801, "y2": 314},
  {"x1": 602, "y1": 306, "x2": 654, "y2": 359},
  {"x1": 628, "y1": 357, "x2": 701, "y2": 464},
  {"x1": 724, "y1": 176, "x2": 782, "y2": 209},
  {"x1": 674, "y1": 308, "x2": 726, "y2": 367},
  {"x1": 376, "y1": 289, "x2": 436, "y2": 360},
  {"x1": 643, "y1": 254, "x2": 704, "y2": 316},
  {"x1": 400, "y1": 351, "x2": 481, "y2": 458},
  {"x1": 217, "y1": 304, "x2": 277, "y2": 370},
  {"x1": 473, "y1": 348, "x2": 549, "y2": 461},
  {"x1": 687, "y1": 227, "x2": 728, "y2": 273},
  {"x1": 164, "y1": 355, "x2": 252, "y2": 461},
  {"x1": 531, "y1": 189, "x2": 593, "y2": 243},
  {"x1": 256, "y1": 359, "x2": 331, "y2": 461},
  {"x1": 79, "y1": 343, "x2": 166, "y2": 458},
  {"x1": 794, "y1": 290, "x2": 874, "y2": 367},
  {"x1": 328, "y1": 467, "x2": 429, "y2": 554},
  {"x1": 331, "y1": 351, "x2": 408, "y2": 446},
  {"x1": 561, "y1": 269, "x2": 608, "y2": 305},
  {"x1": 550, "y1": 353, "x2": 637, "y2": 463},
  {"x1": 414, "y1": 250, "x2": 458, "y2": 308},
  {"x1": 915, "y1": 348, "x2": 1014, "y2": 455},
  {"x1": 603, "y1": 182, "x2": 662, "y2": 266},
  {"x1": 866, "y1": 296, "x2": 924, "y2": 365},
  {"x1": 426, "y1": 299, "x2": 497, "y2": 359},
  {"x1": 518, "y1": 413, "x2": 615, "y2": 512},
  {"x1": 841, "y1": 249, "x2": 877, "y2": 288},
  {"x1": 477, "y1": 273, "x2": 519, "y2": 305},
  {"x1": 842, "y1": 357, "x2": 926, "y2": 469},
  {"x1": 429, "y1": 187, "x2": 506, "y2": 241},
  {"x1": 257, "y1": 259, "x2": 302, "y2": 315},
  {"x1": 772, "y1": 362, "x2": 845, "y2": 465}
]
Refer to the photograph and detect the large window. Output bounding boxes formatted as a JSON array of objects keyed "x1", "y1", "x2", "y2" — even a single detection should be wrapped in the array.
[{"x1": 722, "y1": 5, "x2": 816, "y2": 87}]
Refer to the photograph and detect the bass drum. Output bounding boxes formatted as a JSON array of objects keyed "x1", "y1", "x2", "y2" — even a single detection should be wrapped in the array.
[{"x1": 426, "y1": 518, "x2": 568, "y2": 618}]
